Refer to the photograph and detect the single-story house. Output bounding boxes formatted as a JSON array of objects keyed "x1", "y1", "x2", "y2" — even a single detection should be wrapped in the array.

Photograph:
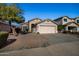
[{"x1": 21, "y1": 18, "x2": 58, "y2": 34}]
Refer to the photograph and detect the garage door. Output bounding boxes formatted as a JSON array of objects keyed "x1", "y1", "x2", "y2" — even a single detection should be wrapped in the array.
[{"x1": 38, "y1": 25, "x2": 56, "y2": 34}]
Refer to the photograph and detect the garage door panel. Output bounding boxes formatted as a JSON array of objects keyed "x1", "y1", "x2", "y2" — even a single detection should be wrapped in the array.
[{"x1": 38, "y1": 26, "x2": 56, "y2": 33}]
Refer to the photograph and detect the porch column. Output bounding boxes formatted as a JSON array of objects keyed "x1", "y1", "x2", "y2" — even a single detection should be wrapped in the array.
[
  {"x1": 21, "y1": 26, "x2": 23, "y2": 31},
  {"x1": 28, "y1": 23, "x2": 32, "y2": 32},
  {"x1": 65, "y1": 26, "x2": 68, "y2": 31},
  {"x1": 77, "y1": 27, "x2": 79, "y2": 32}
]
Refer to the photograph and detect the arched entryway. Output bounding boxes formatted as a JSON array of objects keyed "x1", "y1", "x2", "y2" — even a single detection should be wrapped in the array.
[{"x1": 31, "y1": 24, "x2": 37, "y2": 32}]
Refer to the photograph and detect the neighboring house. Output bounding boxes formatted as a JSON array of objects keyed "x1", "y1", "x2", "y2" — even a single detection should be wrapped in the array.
[
  {"x1": 0, "y1": 21, "x2": 17, "y2": 33},
  {"x1": 64, "y1": 22, "x2": 79, "y2": 32},
  {"x1": 0, "y1": 21, "x2": 10, "y2": 32},
  {"x1": 54, "y1": 16, "x2": 79, "y2": 32}
]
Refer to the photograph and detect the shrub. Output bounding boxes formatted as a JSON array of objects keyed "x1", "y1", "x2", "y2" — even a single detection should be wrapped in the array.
[
  {"x1": 0, "y1": 31, "x2": 9, "y2": 47},
  {"x1": 58, "y1": 25, "x2": 65, "y2": 31}
]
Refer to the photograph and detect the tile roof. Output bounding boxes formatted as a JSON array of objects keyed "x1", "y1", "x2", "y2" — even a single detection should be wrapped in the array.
[
  {"x1": 28, "y1": 18, "x2": 42, "y2": 22},
  {"x1": 54, "y1": 16, "x2": 76, "y2": 21},
  {"x1": 36, "y1": 19, "x2": 57, "y2": 25},
  {"x1": 63, "y1": 22, "x2": 79, "y2": 26}
]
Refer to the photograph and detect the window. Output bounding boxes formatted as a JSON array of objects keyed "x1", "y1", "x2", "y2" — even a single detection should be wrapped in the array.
[
  {"x1": 77, "y1": 20, "x2": 79, "y2": 23},
  {"x1": 64, "y1": 19, "x2": 67, "y2": 22}
]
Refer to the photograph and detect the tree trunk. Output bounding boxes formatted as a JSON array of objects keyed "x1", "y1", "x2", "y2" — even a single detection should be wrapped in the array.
[
  {"x1": 9, "y1": 20, "x2": 16, "y2": 35},
  {"x1": 9, "y1": 20, "x2": 12, "y2": 32}
]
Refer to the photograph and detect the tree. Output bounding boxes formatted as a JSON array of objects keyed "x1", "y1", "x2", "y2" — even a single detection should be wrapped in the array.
[
  {"x1": 0, "y1": 3, "x2": 25, "y2": 33},
  {"x1": 5, "y1": 4, "x2": 25, "y2": 26},
  {"x1": 0, "y1": 3, "x2": 6, "y2": 21}
]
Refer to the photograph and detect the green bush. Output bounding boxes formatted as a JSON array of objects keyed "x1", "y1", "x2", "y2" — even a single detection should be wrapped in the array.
[
  {"x1": 58, "y1": 25, "x2": 65, "y2": 31},
  {"x1": 0, "y1": 32, "x2": 9, "y2": 47}
]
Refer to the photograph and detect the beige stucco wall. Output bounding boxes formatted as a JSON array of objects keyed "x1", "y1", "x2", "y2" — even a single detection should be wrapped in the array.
[
  {"x1": 62, "y1": 16, "x2": 76, "y2": 25},
  {"x1": 62, "y1": 17, "x2": 71, "y2": 25},
  {"x1": 28, "y1": 19, "x2": 41, "y2": 32},
  {"x1": 36, "y1": 20, "x2": 58, "y2": 34},
  {"x1": 75, "y1": 17, "x2": 79, "y2": 24}
]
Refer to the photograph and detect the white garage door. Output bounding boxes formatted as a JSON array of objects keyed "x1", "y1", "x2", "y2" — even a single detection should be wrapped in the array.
[{"x1": 38, "y1": 25, "x2": 56, "y2": 34}]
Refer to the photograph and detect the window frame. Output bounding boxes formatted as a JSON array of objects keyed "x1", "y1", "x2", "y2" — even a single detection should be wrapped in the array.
[
  {"x1": 64, "y1": 19, "x2": 67, "y2": 22},
  {"x1": 77, "y1": 20, "x2": 79, "y2": 23}
]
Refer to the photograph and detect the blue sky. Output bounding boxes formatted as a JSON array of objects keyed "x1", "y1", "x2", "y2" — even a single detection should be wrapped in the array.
[{"x1": 17, "y1": 3, "x2": 79, "y2": 22}]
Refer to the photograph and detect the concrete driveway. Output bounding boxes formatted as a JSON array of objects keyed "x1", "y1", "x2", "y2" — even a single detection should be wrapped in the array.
[{"x1": 0, "y1": 33, "x2": 79, "y2": 56}]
